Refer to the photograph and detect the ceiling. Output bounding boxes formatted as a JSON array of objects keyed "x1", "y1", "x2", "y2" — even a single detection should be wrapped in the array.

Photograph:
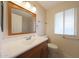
[{"x1": 36, "y1": 1, "x2": 64, "y2": 9}]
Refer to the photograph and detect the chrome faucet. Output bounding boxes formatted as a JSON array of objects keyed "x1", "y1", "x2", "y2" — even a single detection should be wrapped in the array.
[{"x1": 25, "y1": 36, "x2": 32, "y2": 40}]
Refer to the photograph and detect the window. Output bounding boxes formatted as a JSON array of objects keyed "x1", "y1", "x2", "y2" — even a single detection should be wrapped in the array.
[
  {"x1": 54, "y1": 8, "x2": 77, "y2": 36},
  {"x1": 55, "y1": 12, "x2": 64, "y2": 34}
]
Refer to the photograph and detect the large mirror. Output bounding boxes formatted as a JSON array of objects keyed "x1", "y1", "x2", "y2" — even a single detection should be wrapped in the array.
[{"x1": 8, "y1": 2, "x2": 36, "y2": 35}]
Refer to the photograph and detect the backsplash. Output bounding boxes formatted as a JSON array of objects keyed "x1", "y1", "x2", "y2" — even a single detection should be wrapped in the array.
[{"x1": 5, "y1": 33, "x2": 36, "y2": 39}]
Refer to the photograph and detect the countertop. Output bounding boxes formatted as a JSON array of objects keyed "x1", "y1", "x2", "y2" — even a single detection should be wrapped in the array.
[{"x1": 1, "y1": 35, "x2": 48, "y2": 58}]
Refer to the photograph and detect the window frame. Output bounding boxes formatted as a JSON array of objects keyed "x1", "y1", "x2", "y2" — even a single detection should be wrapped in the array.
[{"x1": 54, "y1": 8, "x2": 77, "y2": 38}]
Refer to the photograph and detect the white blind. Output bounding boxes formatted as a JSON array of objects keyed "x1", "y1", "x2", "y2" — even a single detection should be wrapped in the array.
[
  {"x1": 55, "y1": 12, "x2": 63, "y2": 34},
  {"x1": 64, "y1": 8, "x2": 75, "y2": 35},
  {"x1": 54, "y1": 8, "x2": 77, "y2": 36}
]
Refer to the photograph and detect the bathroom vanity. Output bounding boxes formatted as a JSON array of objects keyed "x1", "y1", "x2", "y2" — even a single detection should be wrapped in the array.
[
  {"x1": 1, "y1": 34, "x2": 48, "y2": 58},
  {"x1": 16, "y1": 41, "x2": 48, "y2": 58}
]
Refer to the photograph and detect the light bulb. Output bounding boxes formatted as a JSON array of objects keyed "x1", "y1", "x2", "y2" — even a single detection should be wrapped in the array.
[
  {"x1": 31, "y1": 7, "x2": 36, "y2": 12},
  {"x1": 25, "y1": 2, "x2": 31, "y2": 9}
]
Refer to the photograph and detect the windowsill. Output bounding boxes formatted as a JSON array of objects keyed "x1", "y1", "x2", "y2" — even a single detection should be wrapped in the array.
[{"x1": 55, "y1": 34, "x2": 79, "y2": 40}]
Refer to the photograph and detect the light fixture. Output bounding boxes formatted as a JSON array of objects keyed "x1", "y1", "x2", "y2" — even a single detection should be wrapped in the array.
[
  {"x1": 12, "y1": 1, "x2": 36, "y2": 13},
  {"x1": 31, "y1": 7, "x2": 36, "y2": 12},
  {"x1": 24, "y1": 2, "x2": 36, "y2": 13},
  {"x1": 25, "y1": 2, "x2": 31, "y2": 9},
  {"x1": 11, "y1": 1, "x2": 23, "y2": 4},
  {"x1": 16, "y1": 1, "x2": 23, "y2": 4}
]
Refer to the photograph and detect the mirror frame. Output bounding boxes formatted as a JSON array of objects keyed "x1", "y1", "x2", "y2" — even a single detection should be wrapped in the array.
[{"x1": 8, "y1": 1, "x2": 36, "y2": 36}]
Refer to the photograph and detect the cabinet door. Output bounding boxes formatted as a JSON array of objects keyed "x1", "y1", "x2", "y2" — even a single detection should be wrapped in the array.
[
  {"x1": 41, "y1": 43, "x2": 48, "y2": 58},
  {"x1": 17, "y1": 47, "x2": 41, "y2": 58},
  {"x1": 28, "y1": 48, "x2": 41, "y2": 58}
]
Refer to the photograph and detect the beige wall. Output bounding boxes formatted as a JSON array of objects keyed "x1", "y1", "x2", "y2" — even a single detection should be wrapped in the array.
[
  {"x1": 30, "y1": 2, "x2": 46, "y2": 36},
  {"x1": 46, "y1": 2, "x2": 79, "y2": 57}
]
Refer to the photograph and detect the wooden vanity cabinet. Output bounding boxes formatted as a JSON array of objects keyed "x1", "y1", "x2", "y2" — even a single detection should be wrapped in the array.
[{"x1": 16, "y1": 41, "x2": 48, "y2": 58}]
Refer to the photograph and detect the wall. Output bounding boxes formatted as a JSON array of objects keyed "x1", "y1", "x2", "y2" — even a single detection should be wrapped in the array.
[
  {"x1": 46, "y1": 2, "x2": 79, "y2": 57},
  {"x1": 35, "y1": 4, "x2": 46, "y2": 36},
  {"x1": 30, "y1": 2, "x2": 46, "y2": 36}
]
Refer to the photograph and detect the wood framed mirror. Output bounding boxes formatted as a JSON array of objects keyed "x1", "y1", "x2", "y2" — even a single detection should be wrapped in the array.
[{"x1": 8, "y1": 2, "x2": 36, "y2": 35}]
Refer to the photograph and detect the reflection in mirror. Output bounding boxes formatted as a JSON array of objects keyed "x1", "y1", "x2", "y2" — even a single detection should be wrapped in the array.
[{"x1": 11, "y1": 9, "x2": 35, "y2": 34}]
